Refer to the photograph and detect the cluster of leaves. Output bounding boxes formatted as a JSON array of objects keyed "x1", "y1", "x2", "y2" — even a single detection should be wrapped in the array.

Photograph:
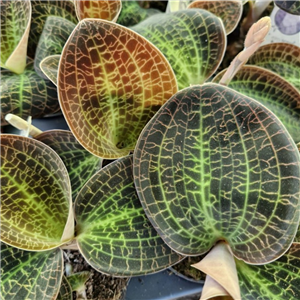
[{"x1": 1, "y1": 1, "x2": 300, "y2": 300}]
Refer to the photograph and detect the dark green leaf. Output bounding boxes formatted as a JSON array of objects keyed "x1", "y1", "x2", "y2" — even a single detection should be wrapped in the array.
[{"x1": 57, "y1": 276, "x2": 73, "y2": 300}]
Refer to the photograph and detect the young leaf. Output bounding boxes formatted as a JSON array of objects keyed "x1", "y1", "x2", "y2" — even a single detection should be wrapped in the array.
[
  {"x1": 36, "y1": 130, "x2": 102, "y2": 201},
  {"x1": 131, "y1": 9, "x2": 226, "y2": 90},
  {"x1": 58, "y1": 18, "x2": 178, "y2": 159},
  {"x1": 57, "y1": 276, "x2": 73, "y2": 300},
  {"x1": 1, "y1": 243, "x2": 63, "y2": 300},
  {"x1": 67, "y1": 271, "x2": 90, "y2": 299},
  {"x1": 0, "y1": 0, "x2": 31, "y2": 74},
  {"x1": 34, "y1": 16, "x2": 76, "y2": 79},
  {"x1": 236, "y1": 243, "x2": 300, "y2": 299},
  {"x1": 275, "y1": 0, "x2": 300, "y2": 15},
  {"x1": 1, "y1": 61, "x2": 60, "y2": 126},
  {"x1": 28, "y1": 0, "x2": 78, "y2": 58},
  {"x1": 248, "y1": 43, "x2": 300, "y2": 92},
  {"x1": 1, "y1": 134, "x2": 74, "y2": 250},
  {"x1": 75, "y1": 155, "x2": 183, "y2": 276},
  {"x1": 40, "y1": 54, "x2": 60, "y2": 86},
  {"x1": 73, "y1": 0, "x2": 122, "y2": 22},
  {"x1": 134, "y1": 83, "x2": 300, "y2": 264},
  {"x1": 213, "y1": 65, "x2": 300, "y2": 143},
  {"x1": 187, "y1": 0, "x2": 243, "y2": 34}
]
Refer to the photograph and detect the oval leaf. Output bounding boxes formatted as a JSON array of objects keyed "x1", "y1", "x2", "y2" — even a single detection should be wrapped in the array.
[
  {"x1": 134, "y1": 83, "x2": 300, "y2": 264},
  {"x1": 34, "y1": 16, "x2": 76, "y2": 79},
  {"x1": 36, "y1": 129, "x2": 102, "y2": 201},
  {"x1": 75, "y1": 155, "x2": 183, "y2": 276},
  {"x1": 213, "y1": 65, "x2": 300, "y2": 143},
  {"x1": 187, "y1": 0, "x2": 243, "y2": 34},
  {"x1": 1, "y1": 61, "x2": 60, "y2": 126},
  {"x1": 74, "y1": 0, "x2": 122, "y2": 22},
  {"x1": 1, "y1": 243, "x2": 63, "y2": 300},
  {"x1": 248, "y1": 43, "x2": 300, "y2": 92},
  {"x1": 0, "y1": 0, "x2": 31, "y2": 74},
  {"x1": 131, "y1": 9, "x2": 226, "y2": 90},
  {"x1": 275, "y1": 0, "x2": 300, "y2": 15},
  {"x1": 1, "y1": 134, "x2": 73, "y2": 250},
  {"x1": 58, "y1": 18, "x2": 178, "y2": 159}
]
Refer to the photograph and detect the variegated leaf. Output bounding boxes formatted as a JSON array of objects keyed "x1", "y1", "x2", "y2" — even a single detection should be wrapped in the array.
[
  {"x1": 40, "y1": 54, "x2": 60, "y2": 86},
  {"x1": 275, "y1": 0, "x2": 300, "y2": 15}
]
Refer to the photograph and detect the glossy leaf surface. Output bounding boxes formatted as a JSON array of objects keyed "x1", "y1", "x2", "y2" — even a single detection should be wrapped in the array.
[
  {"x1": 248, "y1": 43, "x2": 300, "y2": 92},
  {"x1": 28, "y1": 0, "x2": 77, "y2": 58},
  {"x1": 213, "y1": 65, "x2": 300, "y2": 143},
  {"x1": 1, "y1": 243, "x2": 63, "y2": 300},
  {"x1": 131, "y1": 9, "x2": 226, "y2": 90},
  {"x1": 275, "y1": 1, "x2": 300, "y2": 15},
  {"x1": 1, "y1": 134, "x2": 73, "y2": 250},
  {"x1": 58, "y1": 18, "x2": 177, "y2": 159},
  {"x1": 34, "y1": 16, "x2": 76, "y2": 79},
  {"x1": 36, "y1": 130, "x2": 102, "y2": 201},
  {"x1": 0, "y1": 0, "x2": 31, "y2": 74},
  {"x1": 57, "y1": 276, "x2": 73, "y2": 300},
  {"x1": 134, "y1": 83, "x2": 300, "y2": 264},
  {"x1": 188, "y1": 0, "x2": 243, "y2": 34},
  {"x1": 75, "y1": 155, "x2": 183, "y2": 276},
  {"x1": 74, "y1": 0, "x2": 122, "y2": 21},
  {"x1": 1, "y1": 62, "x2": 60, "y2": 126},
  {"x1": 40, "y1": 54, "x2": 60, "y2": 86},
  {"x1": 237, "y1": 243, "x2": 300, "y2": 299}
]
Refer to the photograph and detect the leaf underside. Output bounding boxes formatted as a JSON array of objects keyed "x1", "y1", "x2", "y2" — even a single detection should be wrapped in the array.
[
  {"x1": 1, "y1": 243, "x2": 63, "y2": 300},
  {"x1": 39, "y1": 54, "x2": 60, "y2": 86},
  {"x1": 58, "y1": 18, "x2": 178, "y2": 159},
  {"x1": 275, "y1": 0, "x2": 300, "y2": 15},
  {"x1": 36, "y1": 130, "x2": 102, "y2": 201},
  {"x1": 213, "y1": 65, "x2": 300, "y2": 143},
  {"x1": 75, "y1": 155, "x2": 183, "y2": 276},
  {"x1": 248, "y1": 43, "x2": 300, "y2": 93},
  {"x1": 1, "y1": 134, "x2": 72, "y2": 250},
  {"x1": 134, "y1": 83, "x2": 300, "y2": 264},
  {"x1": 131, "y1": 9, "x2": 226, "y2": 90}
]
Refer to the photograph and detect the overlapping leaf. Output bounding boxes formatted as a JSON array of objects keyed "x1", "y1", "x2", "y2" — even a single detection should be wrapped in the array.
[
  {"x1": 34, "y1": 16, "x2": 76, "y2": 79},
  {"x1": 236, "y1": 243, "x2": 300, "y2": 299},
  {"x1": 1, "y1": 243, "x2": 63, "y2": 300},
  {"x1": 28, "y1": 0, "x2": 77, "y2": 58},
  {"x1": 248, "y1": 43, "x2": 300, "y2": 92},
  {"x1": 40, "y1": 54, "x2": 60, "y2": 86},
  {"x1": 0, "y1": 0, "x2": 31, "y2": 74},
  {"x1": 131, "y1": 9, "x2": 226, "y2": 89},
  {"x1": 74, "y1": 0, "x2": 122, "y2": 22},
  {"x1": 117, "y1": 1, "x2": 161, "y2": 27},
  {"x1": 1, "y1": 134, "x2": 74, "y2": 250},
  {"x1": 36, "y1": 130, "x2": 102, "y2": 201},
  {"x1": 187, "y1": 0, "x2": 243, "y2": 34},
  {"x1": 134, "y1": 83, "x2": 300, "y2": 264},
  {"x1": 57, "y1": 276, "x2": 73, "y2": 300},
  {"x1": 213, "y1": 65, "x2": 300, "y2": 143},
  {"x1": 275, "y1": 0, "x2": 300, "y2": 15},
  {"x1": 58, "y1": 18, "x2": 178, "y2": 158},
  {"x1": 75, "y1": 155, "x2": 183, "y2": 276},
  {"x1": 1, "y1": 61, "x2": 60, "y2": 126}
]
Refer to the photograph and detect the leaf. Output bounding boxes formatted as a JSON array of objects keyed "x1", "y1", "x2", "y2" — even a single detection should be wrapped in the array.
[
  {"x1": 75, "y1": 155, "x2": 183, "y2": 276},
  {"x1": 236, "y1": 243, "x2": 300, "y2": 299},
  {"x1": 187, "y1": 0, "x2": 243, "y2": 34},
  {"x1": 117, "y1": 1, "x2": 161, "y2": 27},
  {"x1": 213, "y1": 65, "x2": 300, "y2": 143},
  {"x1": 248, "y1": 43, "x2": 300, "y2": 92},
  {"x1": 131, "y1": 9, "x2": 226, "y2": 90},
  {"x1": 36, "y1": 129, "x2": 102, "y2": 201},
  {"x1": 0, "y1": 0, "x2": 31, "y2": 74},
  {"x1": 40, "y1": 54, "x2": 60, "y2": 86},
  {"x1": 74, "y1": 0, "x2": 122, "y2": 22},
  {"x1": 67, "y1": 271, "x2": 90, "y2": 292},
  {"x1": 34, "y1": 16, "x2": 76, "y2": 79},
  {"x1": 275, "y1": 0, "x2": 300, "y2": 15},
  {"x1": 57, "y1": 276, "x2": 73, "y2": 300},
  {"x1": 58, "y1": 18, "x2": 178, "y2": 159},
  {"x1": 1, "y1": 243, "x2": 63, "y2": 300},
  {"x1": 28, "y1": 0, "x2": 77, "y2": 58},
  {"x1": 1, "y1": 134, "x2": 74, "y2": 250},
  {"x1": 134, "y1": 83, "x2": 300, "y2": 264},
  {"x1": 1, "y1": 61, "x2": 60, "y2": 126}
]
